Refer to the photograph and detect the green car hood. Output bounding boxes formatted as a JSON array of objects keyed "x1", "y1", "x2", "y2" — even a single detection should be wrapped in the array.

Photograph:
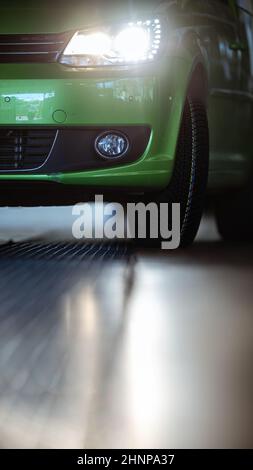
[{"x1": 0, "y1": 0, "x2": 163, "y2": 34}]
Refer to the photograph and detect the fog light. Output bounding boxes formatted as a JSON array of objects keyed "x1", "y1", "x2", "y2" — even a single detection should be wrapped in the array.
[{"x1": 95, "y1": 131, "x2": 129, "y2": 159}]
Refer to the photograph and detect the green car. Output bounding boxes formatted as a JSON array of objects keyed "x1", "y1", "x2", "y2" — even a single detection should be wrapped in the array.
[{"x1": 0, "y1": 0, "x2": 253, "y2": 245}]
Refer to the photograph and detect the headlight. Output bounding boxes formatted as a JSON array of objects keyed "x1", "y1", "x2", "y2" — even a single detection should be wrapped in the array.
[{"x1": 59, "y1": 19, "x2": 162, "y2": 67}]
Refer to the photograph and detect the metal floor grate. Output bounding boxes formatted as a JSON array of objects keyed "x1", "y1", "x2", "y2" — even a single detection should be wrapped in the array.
[{"x1": 0, "y1": 241, "x2": 132, "y2": 262}]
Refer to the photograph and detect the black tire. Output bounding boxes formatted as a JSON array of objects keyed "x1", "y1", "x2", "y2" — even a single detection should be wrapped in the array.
[
  {"x1": 133, "y1": 96, "x2": 209, "y2": 248},
  {"x1": 215, "y1": 186, "x2": 253, "y2": 242}
]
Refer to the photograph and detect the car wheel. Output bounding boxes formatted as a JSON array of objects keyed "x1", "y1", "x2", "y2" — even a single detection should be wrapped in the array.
[
  {"x1": 132, "y1": 96, "x2": 209, "y2": 248},
  {"x1": 214, "y1": 186, "x2": 253, "y2": 241}
]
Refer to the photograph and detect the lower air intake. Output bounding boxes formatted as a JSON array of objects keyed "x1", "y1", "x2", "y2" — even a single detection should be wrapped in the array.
[{"x1": 0, "y1": 129, "x2": 57, "y2": 171}]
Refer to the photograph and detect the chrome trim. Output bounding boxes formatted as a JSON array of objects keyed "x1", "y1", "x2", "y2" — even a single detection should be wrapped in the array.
[
  {"x1": 0, "y1": 41, "x2": 66, "y2": 46},
  {"x1": 0, "y1": 51, "x2": 59, "y2": 55},
  {"x1": 0, "y1": 32, "x2": 71, "y2": 63}
]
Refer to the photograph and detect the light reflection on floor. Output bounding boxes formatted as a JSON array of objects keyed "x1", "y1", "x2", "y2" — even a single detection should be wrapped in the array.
[{"x1": 0, "y1": 207, "x2": 252, "y2": 448}]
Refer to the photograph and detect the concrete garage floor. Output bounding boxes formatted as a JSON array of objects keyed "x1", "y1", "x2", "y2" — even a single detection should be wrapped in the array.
[{"x1": 0, "y1": 208, "x2": 253, "y2": 449}]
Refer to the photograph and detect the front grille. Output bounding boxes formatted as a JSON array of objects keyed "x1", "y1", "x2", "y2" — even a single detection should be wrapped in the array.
[
  {"x1": 0, "y1": 32, "x2": 71, "y2": 63},
  {"x1": 0, "y1": 129, "x2": 57, "y2": 171}
]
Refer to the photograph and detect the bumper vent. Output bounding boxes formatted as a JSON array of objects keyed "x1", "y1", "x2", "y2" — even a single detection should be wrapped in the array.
[
  {"x1": 0, "y1": 32, "x2": 70, "y2": 63},
  {"x1": 0, "y1": 129, "x2": 57, "y2": 171}
]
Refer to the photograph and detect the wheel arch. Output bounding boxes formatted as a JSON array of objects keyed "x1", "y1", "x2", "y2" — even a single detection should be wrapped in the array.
[
  {"x1": 179, "y1": 26, "x2": 209, "y2": 106},
  {"x1": 187, "y1": 62, "x2": 208, "y2": 107}
]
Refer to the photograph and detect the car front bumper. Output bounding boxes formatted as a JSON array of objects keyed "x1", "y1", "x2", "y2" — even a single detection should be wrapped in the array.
[{"x1": 0, "y1": 59, "x2": 188, "y2": 190}]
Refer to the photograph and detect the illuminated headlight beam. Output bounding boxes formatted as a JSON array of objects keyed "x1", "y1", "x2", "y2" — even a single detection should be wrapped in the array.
[{"x1": 59, "y1": 19, "x2": 162, "y2": 67}]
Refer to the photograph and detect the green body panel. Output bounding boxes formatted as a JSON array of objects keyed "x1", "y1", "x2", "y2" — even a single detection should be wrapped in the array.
[
  {"x1": 0, "y1": 0, "x2": 252, "y2": 191},
  {"x1": 0, "y1": 57, "x2": 190, "y2": 189}
]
